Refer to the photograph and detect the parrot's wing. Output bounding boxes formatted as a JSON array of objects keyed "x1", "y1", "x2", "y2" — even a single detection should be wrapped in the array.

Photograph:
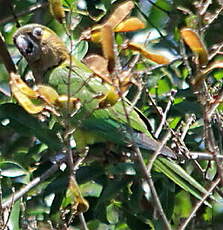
[{"x1": 46, "y1": 60, "x2": 176, "y2": 158}]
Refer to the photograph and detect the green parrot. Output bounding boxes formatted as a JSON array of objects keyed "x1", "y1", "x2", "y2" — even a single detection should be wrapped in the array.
[{"x1": 13, "y1": 23, "x2": 176, "y2": 159}]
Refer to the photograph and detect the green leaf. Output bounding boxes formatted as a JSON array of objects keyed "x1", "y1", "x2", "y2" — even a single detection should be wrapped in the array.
[
  {"x1": 154, "y1": 158, "x2": 211, "y2": 206},
  {"x1": 106, "y1": 162, "x2": 136, "y2": 176},
  {"x1": 106, "y1": 203, "x2": 119, "y2": 224},
  {"x1": 0, "y1": 103, "x2": 62, "y2": 151},
  {"x1": 96, "y1": 177, "x2": 131, "y2": 207},
  {"x1": 80, "y1": 181, "x2": 103, "y2": 197},
  {"x1": 0, "y1": 161, "x2": 27, "y2": 178},
  {"x1": 72, "y1": 40, "x2": 89, "y2": 60},
  {"x1": 8, "y1": 200, "x2": 21, "y2": 230}
]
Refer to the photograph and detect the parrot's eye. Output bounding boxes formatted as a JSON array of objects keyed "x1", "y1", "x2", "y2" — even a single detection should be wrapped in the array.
[{"x1": 32, "y1": 27, "x2": 43, "y2": 39}]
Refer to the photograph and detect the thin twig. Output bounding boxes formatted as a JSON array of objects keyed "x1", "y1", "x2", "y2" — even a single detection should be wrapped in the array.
[
  {"x1": 180, "y1": 114, "x2": 196, "y2": 141},
  {"x1": 188, "y1": 152, "x2": 223, "y2": 160},
  {"x1": 79, "y1": 213, "x2": 89, "y2": 230},
  {"x1": 0, "y1": 33, "x2": 17, "y2": 74},
  {"x1": 2, "y1": 157, "x2": 65, "y2": 209},
  {"x1": 134, "y1": 146, "x2": 172, "y2": 230},
  {"x1": 63, "y1": 5, "x2": 75, "y2": 174},
  {"x1": 207, "y1": 87, "x2": 223, "y2": 120},
  {"x1": 9, "y1": 0, "x2": 21, "y2": 27},
  {"x1": 0, "y1": 2, "x2": 48, "y2": 25},
  {"x1": 147, "y1": 131, "x2": 172, "y2": 173},
  {"x1": 201, "y1": 6, "x2": 223, "y2": 32},
  {"x1": 178, "y1": 177, "x2": 221, "y2": 230},
  {"x1": 2, "y1": 188, "x2": 15, "y2": 230},
  {"x1": 155, "y1": 92, "x2": 175, "y2": 138}
]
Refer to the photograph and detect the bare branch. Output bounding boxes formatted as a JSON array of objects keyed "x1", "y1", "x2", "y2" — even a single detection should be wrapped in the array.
[
  {"x1": 2, "y1": 156, "x2": 65, "y2": 209},
  {"x1": 0, "y1": 33, "x2": 16, "y2": 74},
  {"x1": 178, "y1": 177, "x2": 220, "y2": 230},
  {"x1": 0, "y1": 2, "x2": 48, "y2": 25}
]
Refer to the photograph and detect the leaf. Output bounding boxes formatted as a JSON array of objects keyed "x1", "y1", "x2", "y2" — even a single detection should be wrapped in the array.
[
  {"x1": 10, "y1": 73, "x2": 44, "y2": 114},
  {"x1": 49, "y1": 0, "x2": 65, "y2": 23},
  {"x1": 81, "y1": 0, "x2": 134, "y2": 42},
  {"x1": 62, "y1": 176, "x2": 89, "y2": 214},
  {"x1": 80, "y1": 181, "x2": 103, "y2": 197},
  {"x1": 84, "y1": 54, "x2": 112, "y2": 84},
  {"x1": 96, "y1": 177, "x2": 131, "y2": 207},
  {"x1": 8, "y1": 200, "x2": 21, "y2": 230},
  {"x1": 127, "y1": 42, "x2": 170, "y2": 64},
  {"x1": 181, "y1": 28, "x2": 208, "y2": 66},
  {"x1": 0, "y1": 161, "x2": 27, "y2": 178},
  {"x1": 72, "y1": 40, "x2": 89, "y2": 60},
  {"x1": 106, "y1": 162, "x2": 136, "y2": 176},
  {"x1": 0, "y1": 103, "x2": 62, "y2": 151},
  {"x1": 106, "y1": 203, "x2": 119, "y2": 224},
  {"x1": 114, "y1": 17, "x2": 145, "y2": 32},
  {"x1": 101, "y1": 24, "x2": 115, "y2": 73},
  {"x1": 104, "y1": 0, "x2": 134, "y2": 29},
  {"x1": 154, "y1": 158, "x2": 211, "y2": 207}
]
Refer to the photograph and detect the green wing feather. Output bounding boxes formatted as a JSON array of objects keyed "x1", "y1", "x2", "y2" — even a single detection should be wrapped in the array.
[{"x1": 46, "y1": 59, "x2": 176, "y2": 158}]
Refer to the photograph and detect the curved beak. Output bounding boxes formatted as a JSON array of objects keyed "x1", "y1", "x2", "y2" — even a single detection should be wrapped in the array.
[{"x1": 14, "y1": 35, "x2": 36, "y2": 56}]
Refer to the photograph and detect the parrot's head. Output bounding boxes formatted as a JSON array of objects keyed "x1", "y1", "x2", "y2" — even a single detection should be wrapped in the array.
[{"x1": 13, "y1": 24, "x2": 69, "y2": 82}]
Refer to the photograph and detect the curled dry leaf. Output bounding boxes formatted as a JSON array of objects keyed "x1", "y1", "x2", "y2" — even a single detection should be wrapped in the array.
[{"x1": 84, "y1": 54, "x2": 112, "y2": 84}]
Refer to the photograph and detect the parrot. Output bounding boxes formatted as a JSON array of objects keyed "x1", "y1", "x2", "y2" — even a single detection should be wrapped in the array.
[{"x1": 13, "y1": 23, "x2": 176, "y2": 159}]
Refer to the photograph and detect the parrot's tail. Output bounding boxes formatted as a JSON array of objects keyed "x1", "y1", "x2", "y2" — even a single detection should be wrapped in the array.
[{"x1": 133, "y1": 133, "x2": 177, "y2": 159}]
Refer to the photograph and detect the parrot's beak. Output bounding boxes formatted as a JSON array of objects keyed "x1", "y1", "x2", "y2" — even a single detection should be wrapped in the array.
[{"x1": 14, "y1": 34, "x2": 40, "y2": 63}]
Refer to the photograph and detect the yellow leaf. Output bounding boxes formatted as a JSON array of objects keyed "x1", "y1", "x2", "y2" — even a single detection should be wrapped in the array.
[
  {"x1": 49, "y1": 0, "x2": 65, "y2": 24},
  {"x1": 9, "y1": 73, "x2": 43, "y2": 114},
  {"x1": 63, "y1": 176, "x2": 89, "y2": 215},
  {"x1": 114, "y1": 17, "x2": 145, "y2": 32},
  {"x1": 10, "y1": 73, "x2": 39, "y2": 98},
  {"x1": 104, "y1": 0, "x2": 134, "y2": 29},
  {"x1": 127, "y1": 42, "x2": 170, "y2": 64},
  {"x1": 180, "y1": 28, "x2": 208, "y2": 66},
  {"x1": 99, "y1": 87, "x2": 120, "y2": 108},
  {"x1": 56, "y1": 95, "x2": 81, "y2": 111},
  {"x1": 81, "y1": 1, "x2": 134, "y2": 43},
  {"x1": 37, "y1": 85, "x2": 59, "y2": 105},
  {"x1": 101, "y1": 24, "x2": 115, "y2": 73}
]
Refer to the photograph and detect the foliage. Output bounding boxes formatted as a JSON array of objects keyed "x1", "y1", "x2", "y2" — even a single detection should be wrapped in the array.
[{"x1": 0, "y1": 0, "x2": 223, "y2": 229}]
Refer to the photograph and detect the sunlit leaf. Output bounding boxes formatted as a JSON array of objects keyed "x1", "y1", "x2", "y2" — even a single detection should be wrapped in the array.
[
  {"x1": 181, "y1": 28, "x2": 208, "y2": 66},
  {"x1": 127, "y1": 42, "x2": 170, "y2": 64},
  {"x1": 49, "y1": 0, "x2": 65, "y2": 24},
  {"x1": 106, "y1": 203, "x2": 119, "y2": 224},
  {"x1": 81, "y1": 0, "x2": 134, "y2": 42},
  {"x1": 0, "y1": 103, "x2": 62, "y2": 151},
  {"x1": 104, "y1": 0, "x2": 134, "y2": 29},
  {"x1": 101, "y1": 24, "x2": 115, "y2": 73},
  {"x1": 80, "y1": 181, "x2": 103, "y2": 197},
  {"x1": 0, "y1": 161, "x2": 27, "y2": 177},
  {"x1": 114, "y1": 17, "x2": 145, "y2": 32},
  {"x1": 10, "y1": 73, "x2": 43, "y2": 114},
  {"x1": 37, "y1": 84, "x2": 59, "y2": 105}
]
